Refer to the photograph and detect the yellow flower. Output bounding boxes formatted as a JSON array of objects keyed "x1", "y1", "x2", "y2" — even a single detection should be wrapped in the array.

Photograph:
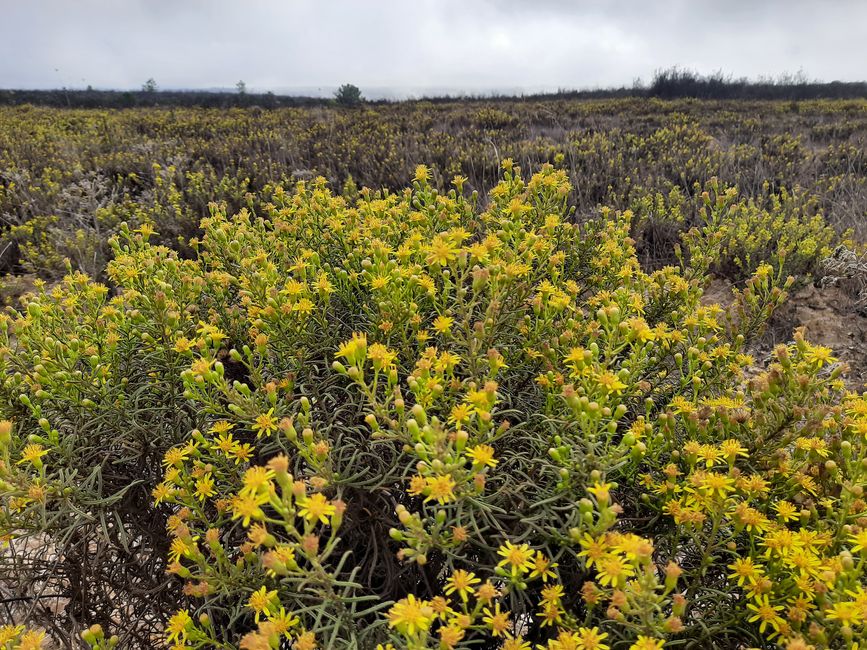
[
  {"x1": 426, "y1": 235, "x2": 459, "y2": 267},
  {"x1": 368, "y1": 343, "x2": 397, "y2": 371},
  {"x1": 578, "y1": 533, "x2": 609, "y2": 569},
  {"x1": 241, "y1": 466, "x2": 275, "y2": 496},
  {"x1": 231, "y1": 493, "x2": 267, "y2": 526},
  {"x1": 804, "y1": 344, "x2": 834, "y2": 368},
  {"x1": 267, "y1": 607, "x2": 300, "y2": 637},
  {"x1": 587, "y1": 481, "x2": 614, "y2": 504},
  {"x1": 247, "y1": 586, "x2": 278, "y2": 622},
  {"x1": 297, "y1": 492, "x2": 336, "y2": 525},
  {"x1": 529, "y1": 552, "x2": 558, "y2": 582},
  {"x1": 336, "y1": 333, "x2": 367, "y2": 365},
  {"x1": 165, "y1": 609, "x2": 192, "y2": 643},
  {"x1": 449, "y1": 403, "x2": 473, "y2": 426},
  {"x1": 497, "y1": 541, "x2": 534, "y2": 576},
  {"x1": 19, "y1": 629, "x2": 47, "y2": 650},
  {"x1": 18, "y1": 443, "x2": 48, "y2": 467},
  {"x1": 294, "y1": 631, "x2": 317, "y2": 650},
  {"x1": 0, "y1": 626, "x2": 24, "y2": 646},
  {"x1": 773, "y1": 500, "x2": 799, "y2": 523},
  {"x1": 629, "y1": 636, "x2": 665, "y2": 650},
  {"x1": 194, "y1": 473, "x2": 216, "y2": 501},
  {"x1": 481, "y1": 602, "x2": 511, "y2": 637},
  {"x1": 576, "y1": 626, "x2": 610, "y2": 650},
  {"x1": 444, "y1": 569, "x2": 480, "y2": 601},
  {"x1": 252, "y1": 409, "x2": 279, "y2": 437},
  {"x1": 720, "y1": 439, "x2": 748, "y2": 462},
  {"x1": 824, "y1": 601, "x2": 861, "y2": 625},
  {"x1": 747, "y1": 594, "x2": 785, "y2": 635},
  {"x1": 209, "y1": 420, "x2": 234, "y2": 435},
  {"x1": 387, "y1": 594, "x2": 435, "y2": 637},
  {"x1": 849, "y1": 529, "x2": 867, "y2": 554},
  {"x1": 727, "y1": 557, "x2": 764, "y2": 586},
  {"x1": 466, "y1": 444, "x2": 498, "y2": 468},
  {"x1": 425, "y1": 474, "x2": 457, "y2": 504},
  {"x1": 595, "y1": 553, "x2": 634, "y2": 587},
  {"x1": 596, "y1": 371, "x2": 627, "y2": 394},
  {"x1": 213, "y1": 431, "x2": 240, "y2": 456},
  {"x1": 432, "y1": 315, "x2": 454, "y2": 334}
]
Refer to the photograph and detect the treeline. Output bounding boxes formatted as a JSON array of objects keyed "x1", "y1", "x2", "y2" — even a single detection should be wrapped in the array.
[
  {"x1": 0, "y1": 88, "x2": 330, "y2": 109},
  {"x1": 645, "y1": 68, "x2": 867, "y2": 100},
  {"x1": 2, "y1": 69, "x2": 867, "y2": 108}
]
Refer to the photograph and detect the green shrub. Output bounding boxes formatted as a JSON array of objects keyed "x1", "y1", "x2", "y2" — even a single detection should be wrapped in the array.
[{"x1": 0, "y1": 165, "x2": 865, "y2": 650}]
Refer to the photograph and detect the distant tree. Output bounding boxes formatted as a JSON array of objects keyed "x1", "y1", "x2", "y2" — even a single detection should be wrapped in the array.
[
  {"x1": 334, "y1": 83, "x2": 364, "y2": 107},
  {"x1": 236, "y1": 80, "x2": 247, "y2": 95},
  {"x1": 142, "y1": 78, "x2": 158, "y2": 93}
]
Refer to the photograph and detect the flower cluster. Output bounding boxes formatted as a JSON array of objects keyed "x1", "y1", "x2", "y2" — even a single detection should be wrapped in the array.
[{"x1": 0, "y1": 162, "x2": 863, "y2": 649}]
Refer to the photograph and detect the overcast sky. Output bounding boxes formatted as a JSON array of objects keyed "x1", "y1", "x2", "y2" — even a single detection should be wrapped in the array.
[{"x1": 2, "y1": 0, "x2": 865, "y2": 97}]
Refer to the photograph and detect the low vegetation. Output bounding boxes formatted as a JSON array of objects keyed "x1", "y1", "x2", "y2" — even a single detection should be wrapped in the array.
[{"x1": 0, "y1": 95, "x2": 866, "y2": 649}]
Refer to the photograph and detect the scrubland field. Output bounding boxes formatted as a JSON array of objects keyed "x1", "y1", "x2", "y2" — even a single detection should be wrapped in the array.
[{"x1": 1, "y1": 98, "x2": 867, "y2": 649}]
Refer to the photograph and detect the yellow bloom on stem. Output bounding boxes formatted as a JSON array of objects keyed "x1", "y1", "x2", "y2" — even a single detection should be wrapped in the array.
[
  {"x1": 18, "y1": 629, "x2": 46, "y2": 650},
  {"x1": 502, "y1": 637, "x2": 531, "y2": 650},
  {"x1": 368, "y1": 343, "x2": 397, "y2": 371},
  {"x1": 231, "y1": 493, "x2": 267, "y2": 527},
  {"x1": 247, "y1": 585, "x2": 278, "y2": 622},
  {"x1": 497, "y1": 541, "x2": 534, "y2": 576},
  {"x1": 481, "y1": 603, "x2": 511, "y2": 637},
  {"x1": 228, "y1": 442, "x2": 255, "y2": 464},
  {"x1": 804, "y1": 344, "x2": 834, "y2": 368},
  {"x1": 747, "y1": 594, "x2": 785, "y2": 635},
  {"x1": 578, "y1": 534, "x2": 609, "y2": 569},
  {"x1": 727, "y1": 557, "x2": 764, "y2": 586},
  {"x1": 19, "y1": 443, "x2": 49, "y2": 468},
  {"x1": 587, "y1": 481, "x2": 614, "y2": 505},
  {"x1": 267, "y1": 607, "x2": 299, "y2": 637},
  {"x1": 444, "y1": 569, "x2": 480, "y2": 601},
  {"x1": 577, "y1": 626, "x2": 610, "y2": 650},
  {"x1": 629, "y1": 636, "x2": 665, "y2": 650},
  {"x1": 387, "y1": 594, "x2": 435, "y2": 637},
  {"x1": 252, "y1": 409, "x2": 278, "y2": 437},
  {"x1": 529, "y1": 552, "x2": 558, "y2": 582},
  {"x1": 449, "y1": 403, "x2": 473, "y2": 426},
  {"x1": 241, "y1": 466, "x2": 275, "y2": 496},
  {"x1": 425, "y1": 474, "x2": 457, "y2": 504},
  {"x1": 297, "y1": 493, "x2": 336, "y2": 525},
  {"x1": 596, "y1": 371, "x2": 626, "y2": 394},
  {"x1": 696, "y1": 444, "x2": 721, "y2": 468},
  {"x1": 162, "y1": 446, "x2": 190, "y2": 467},
  {"x1": 336, "y1": 333, "x2": 367, "y2": 365},
  {"x1": 596, "y1": 553, "x2": 634, "y2": 587},
  {"x1": 165, "y1": 609, "x2": 192, "y2": 644},
  {"x1": 824, "y1": 601, "x2": 861, "y2": 625},
  {"x1": 0, "y1": 626, "x2": 23, "y2": 646},
  {"x1": 208, "y1": 420, "x2": 234, "y2": 435},
  {"x1": 849, "y1": 529, "x2": 867, "y2": 554},
  {"x1": 467, "y1": 444, "x2": 498, "y2": 468},
  {"x1": 772, "y1": 500, "x2": 799, "y2": 522},
  {"x1": 720, "y1": 439, "x2": 748, "y2": 462},
  {"x1": 194, "y1": 473, "x2": 215, "y2": 501},
  {"x1": 213, "y1": 431, "x2": 240, "y2": 456},
  {"x1": 432, "y1": 315, "x2": 454, "y2": 334}
]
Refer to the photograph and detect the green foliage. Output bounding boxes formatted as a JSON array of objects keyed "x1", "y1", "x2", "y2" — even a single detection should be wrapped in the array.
[
  {"x1": 2, "y1": 165, "x2": 864, "y2": 650},
  {"x1": 1, "y1": 100, "x2": 866, "y2": 286},
  {"x1": 335, "y1": 84, "x2": 364, "y2": 108}
]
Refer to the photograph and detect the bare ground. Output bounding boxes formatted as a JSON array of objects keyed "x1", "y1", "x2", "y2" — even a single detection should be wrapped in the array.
[{"x1": 703, "y1": 277, "x2": 867, "y2": 389}]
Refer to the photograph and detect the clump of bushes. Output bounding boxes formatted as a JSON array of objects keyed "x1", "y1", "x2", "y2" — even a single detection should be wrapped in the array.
[
  {"x1": 1, "y1": 164, "x2": 865, "y2": 649},
  {"x1": 631, "y1": 178, "x2": 843, "y2": 283},
  {"x1": 2, "y1": 99, "x2": 867, "y2": 287}
]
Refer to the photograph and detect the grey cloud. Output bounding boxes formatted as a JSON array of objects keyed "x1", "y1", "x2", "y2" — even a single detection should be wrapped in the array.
[{"x1": 0, "y1": 0, "x2": 864, "y2": 97}]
